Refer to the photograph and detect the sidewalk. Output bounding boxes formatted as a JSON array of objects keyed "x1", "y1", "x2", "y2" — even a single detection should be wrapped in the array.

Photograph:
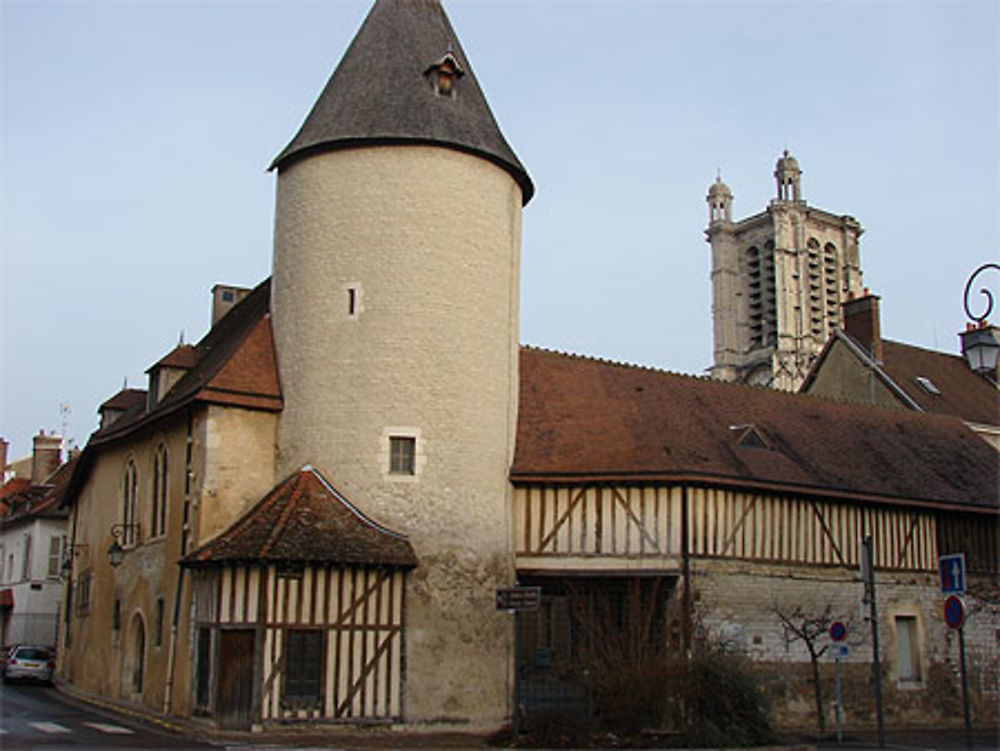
[{"x1": 53, "y1": 682, "x2": 997, "y2": 751}]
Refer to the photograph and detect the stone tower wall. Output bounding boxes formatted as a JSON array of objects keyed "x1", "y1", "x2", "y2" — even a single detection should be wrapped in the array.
[{"x1": 271, "y1": 144, "x2": 522, "y2": 728}]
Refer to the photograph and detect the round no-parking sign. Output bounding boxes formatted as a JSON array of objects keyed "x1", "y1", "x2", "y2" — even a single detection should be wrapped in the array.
[
  {"x1": 829, "y1": 621, "x2": 848, "y2": 642},
  {"x1": 943, "y1": 595, "x2": 965, "y2": 629}
]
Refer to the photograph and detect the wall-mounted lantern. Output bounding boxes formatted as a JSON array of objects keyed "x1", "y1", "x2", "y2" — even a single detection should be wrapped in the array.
[
  {"x1": 960, "y1": 263, "x2": 1000, "y2": 377},
  {"x1": 107, "y1": 523, "x2": 139, "y2": 568}
]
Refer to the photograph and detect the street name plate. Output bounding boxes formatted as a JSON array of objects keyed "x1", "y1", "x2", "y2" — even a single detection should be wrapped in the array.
[{"x1": 496, "y1": 586, "x2": 541, "y2": 612}]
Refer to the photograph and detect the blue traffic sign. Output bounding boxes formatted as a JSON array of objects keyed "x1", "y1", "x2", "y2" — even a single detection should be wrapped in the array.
[
  {"x1": 829, "y1": 621, "x2": 848, "y2": 642},
  {"x1": 939, "y1": 553, "x2": 966, "y2": 595}
]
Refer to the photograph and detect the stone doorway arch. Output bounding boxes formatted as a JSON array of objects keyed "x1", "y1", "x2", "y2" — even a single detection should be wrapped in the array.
[{"x1": 126, "y1": 613, "x2": 146, "y2": 696}]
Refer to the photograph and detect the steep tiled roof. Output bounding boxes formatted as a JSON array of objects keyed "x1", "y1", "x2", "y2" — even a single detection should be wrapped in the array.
[
  {"x1": 0, "y1": 457, "x2": 76, "y2": 526},
  {"x1": 91, "y1": 278, "x2": 281, "y2": 446},
  {"x1": 512, "y1": 348, "x2": 998, "y2": 512},
  {"x1": 270, "y1": 0, "x2": 533, "y2": 203},
  {"x1": 183, "y1": 467, "x2": 417, "y2": 568},
  {"x1": 879, "y1": 339, "x2": 999, "y2": 426},
  {"x1": 148, "y1": 344, "x2": 199, "y2": 371},
  {"x1": 99, "y1": 388, "x2": 147, "y2": 413},
  {"x1": 64, "y1": 279, "x2": 281, "y2": 509}
]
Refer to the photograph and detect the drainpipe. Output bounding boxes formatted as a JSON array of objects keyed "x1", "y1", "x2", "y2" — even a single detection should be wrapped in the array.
[
  {"x1": 63, "y1": 504, "x2": 80, "y2": 651},
  {"x1": 680, "y1": 486, "x2": 692, "y2": 654},
  {"x1": 163, "y1": 409, "x2": 195, "y2": 715}
]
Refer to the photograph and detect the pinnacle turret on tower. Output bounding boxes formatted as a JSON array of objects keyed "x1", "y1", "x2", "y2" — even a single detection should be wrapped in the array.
[
  {"x1": 774, "y1": 149, "x2": 802, "y2": 202},
  {"x1": 707, "y1": 173, "x2": 733, "y2": 224}
]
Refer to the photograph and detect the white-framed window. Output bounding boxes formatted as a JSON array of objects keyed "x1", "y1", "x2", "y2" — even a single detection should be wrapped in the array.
[
  {"x1": 380, "y1": 427, "x2": 423, "y2": 481},
  {"x1": 47, "y1": 535, "x2": 63, "y2": 578},
  {"x1": 22, "y1": 533, "x2": 32, "y2": 580}
]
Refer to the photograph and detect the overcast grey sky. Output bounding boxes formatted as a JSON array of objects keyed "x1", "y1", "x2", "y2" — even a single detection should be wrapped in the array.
[{"x1": 2, "y1": 0, "x2": 998, "y2": 459}]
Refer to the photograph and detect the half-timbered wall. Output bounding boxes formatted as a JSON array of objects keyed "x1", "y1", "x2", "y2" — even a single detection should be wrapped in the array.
[
  {"x1": 686, "y1": 488, "x2": 938, "y2": 571},
  {"x1": 515, "y1": 486, "x2": 682, "y2": 567},
  {"x1": 514, "y1": 485, "x2": 945, "y2": 572},
  {"x1": 194, "y1": 564, "x2": 406, "y2": 724}
]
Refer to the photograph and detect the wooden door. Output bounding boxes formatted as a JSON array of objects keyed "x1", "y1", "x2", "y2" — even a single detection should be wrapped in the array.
[{"x1": 217, "y1": 629, "x2": 255, "y2": 729}]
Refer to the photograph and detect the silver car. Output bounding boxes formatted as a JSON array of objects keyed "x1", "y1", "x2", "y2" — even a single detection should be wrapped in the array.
[{"x1": 2, "y1": 645, "x2": 54, "y2": 684}]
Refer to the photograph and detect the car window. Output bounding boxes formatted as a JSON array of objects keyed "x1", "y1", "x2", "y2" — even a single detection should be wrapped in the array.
[{"x1": 15, "y1": 648, "x2": 50, "y2": 660}]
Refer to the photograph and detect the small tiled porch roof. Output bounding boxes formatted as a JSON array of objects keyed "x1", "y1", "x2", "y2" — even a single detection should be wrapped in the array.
[{"x1": 182, "y1": 466, "x2": 417, "y2": 569}]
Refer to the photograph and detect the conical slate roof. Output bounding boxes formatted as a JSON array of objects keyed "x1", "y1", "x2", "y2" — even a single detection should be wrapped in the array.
[{"x1": 271, "y1": 0, "x2": 533, "y2": 204}]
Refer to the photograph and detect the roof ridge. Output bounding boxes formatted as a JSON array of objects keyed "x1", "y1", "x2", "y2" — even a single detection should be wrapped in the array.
[
  {"x1": 307, "y1": 465, "x2": 411, "y2": 541},
  {"x1": 259, "y1": 472, "x2": 304, "y2": 557},
  {"x1": 520, "y1": 344, "x2": 843, "y2": 399}
]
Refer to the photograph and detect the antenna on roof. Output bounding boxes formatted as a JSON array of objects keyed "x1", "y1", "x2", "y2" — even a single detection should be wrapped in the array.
[
  {"x1": 179, "y1": 330, "x2": 185, "y2": 346},
  {"x1": 123, "y1": 376, "x2": 128, "y2": 390}
]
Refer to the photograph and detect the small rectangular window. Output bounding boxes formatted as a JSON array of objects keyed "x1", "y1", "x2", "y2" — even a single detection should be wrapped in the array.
[
  {"x1": 389, "y1": 436, "x2": 416, "y2": 475},
  {"x1": 895, "y1": 615, "x2": 921, "y2": 683},
  {"x1": 155, "y1": 598, "x2": 165, "y2": 647},
  {"x1": 47, "y1": 535, "x2": 63, "y2": 578},
  {"x1": 112, "y1": 598, "x2": 122, "y2": 631},
  {"x1": 76, "y1": 571, "x2": 92, "y2": 615},
  {"x1": 283, "y1": 630, "x2": 324, "y2": 708}
]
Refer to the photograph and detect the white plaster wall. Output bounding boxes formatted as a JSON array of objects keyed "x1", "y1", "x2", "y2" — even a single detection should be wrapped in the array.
[{"x1": 271, "y1": 144, "x2": 523, "y2": 728}]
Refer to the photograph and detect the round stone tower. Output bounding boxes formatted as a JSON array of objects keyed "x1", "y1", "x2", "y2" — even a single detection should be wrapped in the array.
[{"x1": 269, "y1": 0, "x2": 532, "y2": 729}]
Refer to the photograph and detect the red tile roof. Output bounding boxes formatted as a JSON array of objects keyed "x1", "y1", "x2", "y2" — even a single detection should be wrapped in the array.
[
  {"x1": 879, "y1": 339, "x2": 999, "y2": 426},
  {"x1": 0, "y1": 457, "x2": 76, "y2": 525},
  {"x1": 183, "y1": 466, "x2": 417, "y2": 568},
  {"x1": 99, "y1": 389, "x2": 147, "y2": 413},
  {"x1": 90, "y1": 278, "x2": 281, "y2": 447},
  {"x1": 512, "y1": 348, "x2": 998, "y2": 512},
  {"x1": 148, "y1": 344, "x2": 199, "y2": 371}
]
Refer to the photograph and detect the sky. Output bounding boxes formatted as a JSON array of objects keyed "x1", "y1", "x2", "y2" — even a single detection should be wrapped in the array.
[{"x1": 2, "y1": 0, "x2": 998, "y2": 460}]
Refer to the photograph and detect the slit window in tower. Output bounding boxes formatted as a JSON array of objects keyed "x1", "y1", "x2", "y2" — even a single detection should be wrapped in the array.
[{"x1": 389, "y1": 436, "x2": 416, "y2": 475}]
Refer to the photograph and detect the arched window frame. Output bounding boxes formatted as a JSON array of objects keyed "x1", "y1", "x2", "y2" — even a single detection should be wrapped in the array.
[
  {"x1": 123, "y1": 459, "x2": 139, "y2": 547},
  {"x1": 150, "y1": 445, "x2": 168, "y2": 538}
]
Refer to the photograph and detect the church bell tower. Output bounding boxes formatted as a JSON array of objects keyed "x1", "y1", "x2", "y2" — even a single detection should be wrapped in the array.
[
  {"x1": 269, "y1": 0, "x2": 532, "y2": 728},
  {"x1": 706, "y1": 151, "x2": 864, "y2": 390}
]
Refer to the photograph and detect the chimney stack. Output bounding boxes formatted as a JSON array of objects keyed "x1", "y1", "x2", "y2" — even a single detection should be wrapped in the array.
[
  {"x1": 31, "y1": 430, "x2": 62, "y2": 484},
  {"x1": 843, "y1": 291, "x2": 883, "y2": 362}
]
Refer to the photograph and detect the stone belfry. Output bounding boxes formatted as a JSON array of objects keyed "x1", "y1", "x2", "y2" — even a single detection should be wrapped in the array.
[
  {"x1": 268, "y1": 0, "x2": 532, "y2": 728},
  {"x1": 706, "y1": 151, "x2": 864, "y2": 390}
]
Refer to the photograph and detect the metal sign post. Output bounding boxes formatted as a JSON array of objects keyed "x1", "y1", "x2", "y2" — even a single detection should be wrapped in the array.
[
  {"x1": 943, "y1": 594, "x2": 972, "y2": 751},
  {"x1": 497, "y1": 586, "x2": 541, "y2": 745},
  {"x1": 861, "y1": 535, "x2": 885, "y2": 748},
  {"x1": 829, "y1": 623, "x2": 848, "y2": 743}
]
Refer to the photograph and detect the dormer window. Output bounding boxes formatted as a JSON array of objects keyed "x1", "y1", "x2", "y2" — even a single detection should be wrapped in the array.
[
  {"x1": 730, "y1": 424, "x2": 769, "y2": 450},
  {"x1": 425, "y1": 51, "x2": 464, "y2": 97}
]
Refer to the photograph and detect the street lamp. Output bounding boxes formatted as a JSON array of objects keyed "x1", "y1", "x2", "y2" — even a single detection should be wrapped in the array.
[
  {"x1": 60, "y1": 543, "x2": 89, "y2": 578},
  {"x1": 107, "y1": 523, "x2": 139, "y2": 567},
  {"x1": 960, "y1": 263, "x2": 1000, "y2": 376}
]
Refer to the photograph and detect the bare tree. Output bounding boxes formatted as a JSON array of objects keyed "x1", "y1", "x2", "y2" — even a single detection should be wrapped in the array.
[{"x1": 771, "y1": 602, "x2": 844, "y2": 735}]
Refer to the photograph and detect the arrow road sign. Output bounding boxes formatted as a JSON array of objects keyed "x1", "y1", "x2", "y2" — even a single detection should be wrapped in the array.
[{"x1": 939, "y1": 553, "x2": 966, "y2": 595}]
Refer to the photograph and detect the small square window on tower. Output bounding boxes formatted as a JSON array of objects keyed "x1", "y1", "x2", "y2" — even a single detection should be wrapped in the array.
[
  {"x1": 389, "y1": 436, "x2": 415, "y2": 475},
  {"x1": 382, "y1": 428, "x2": 422, "y2": 481}
]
